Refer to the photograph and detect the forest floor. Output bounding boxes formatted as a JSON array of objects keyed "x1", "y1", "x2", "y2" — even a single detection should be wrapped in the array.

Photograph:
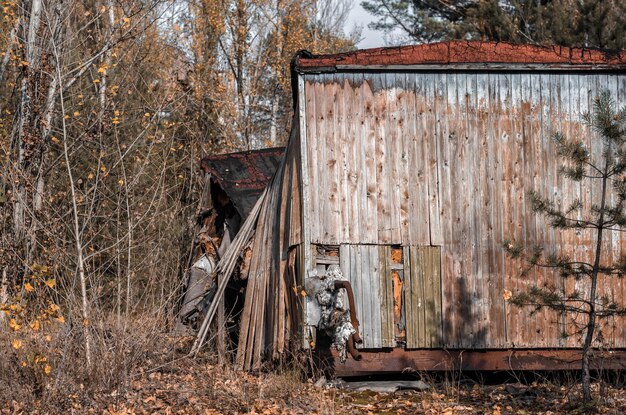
[{"x1": 3, "y1": 336, "x2": 626, "y2": 414}]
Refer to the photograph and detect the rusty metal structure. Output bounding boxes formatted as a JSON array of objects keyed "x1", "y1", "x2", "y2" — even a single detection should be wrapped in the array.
[
  {"x1": 193, "y1": 41, "x2": 626, "y2": 373},
  {"x1": 200, "y1": 147, "x2": 285, "y2": 218},
  {"x1": 179, "y1": 148, "x2": 283, "y2": 333}
]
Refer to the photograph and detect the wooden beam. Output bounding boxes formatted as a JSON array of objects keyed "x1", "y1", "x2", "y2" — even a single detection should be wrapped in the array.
[{"x1": 321, "y1": 348, "x2": 626, "y2": 376}]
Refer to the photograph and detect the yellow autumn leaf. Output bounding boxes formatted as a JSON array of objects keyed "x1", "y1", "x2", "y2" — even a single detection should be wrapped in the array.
[
  {"x1": 44, "y1": 335, "x2": 52, "y2": 342},
  {"x1": 44, "y1": 364, "x2": 52, "y2": 375},
  {"x1": 503, "y1": 289, "x2": 512, "y2": 301},
  {"x1": 118, "y1": 179, "x2": 124, "y2": 186},
  {"x1": 83, "y1": 319, "x2": 89, "y2": 327},
  {"x1": 45, "y1": 279, "x2": 56, "y2": 288},
  {"x1": 30, "y1": 320, "x2": 40, "y2": 331},
  {"x1": 24, "y1": 283, "x2": 34, "y2": 292},
  {"x1": 144, "y1": 112, "x2": 150, "y2": 117},
  {"x1": 11, "y1": 339, "x2": 22, "y2": 349},
  {"x1": 122, "y1": 17, "x2": 130, "y2": 24},
  {"x1": 20, "y1": 361, "x2": 27, "y2": 367},
  {"x1": 300, "y1": 290, "x2": 307, "y2": 297},
  {"x1": 97, "y1": 67, "x2": 106, "y2": 74},
  {"x1": 87, "y1": 173, "x2": 94, "y2": 180},
  {"x1": 93, "y1": 79, "x2": 100, "y2": 84},
  {"x1": 56, "y1": 316, "x2": 65, "y2": 324},
  {"x1": 9, "y1": 319, "x2": 21, "y2": 331},
  {"x1": 73, "y1": 111, "x2": 80, "y2": 117},
  {"x1": 51, "y1": 136, "x2": 59, "y2": 143}
]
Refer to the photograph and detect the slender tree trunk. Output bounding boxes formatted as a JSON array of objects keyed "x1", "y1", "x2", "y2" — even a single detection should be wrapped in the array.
[
  {"x1": 11, "y1": 0, "x2": 44, "y2": 273},
  {"x1": 0, "y1": 19, "x2": 18, "y2": 99},
  {"x1": 582, "y1": 142, "x2": 611, "y2": 402},
  {"x1": 50, "y1": 30, "x2": 92, "y2": 367},
  {"x1": 98, "y1": 0, "x2": 115, "y2": 113}
]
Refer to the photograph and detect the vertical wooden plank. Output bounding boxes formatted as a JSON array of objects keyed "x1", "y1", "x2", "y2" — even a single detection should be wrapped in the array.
[
  {"x1": 329, "y1": 74, "x2": 342, "y2": 244},
  {"x1": 369, "y1": 246, "x2": 383, "y2": 347},
  {"x1": 481, "y1": 72, "x2": 502, "y2": 347},
  {"x1": 314, "y1": 76, "x2": 328, "y2": 244},
  {"x1": 431, "y1": 246, "x2": 443, "y2": 346},
  {"x1": 404, "y1": 245, "x2": 443, "y2": 348},
  {"x1": 411, "y1": 246, "x2": 427, "y2": 347},
  {"x1": 467, "y1": 71, "x2": 487, "y2": 348},
  {"x1": 434, "y1": 71, "x2": 456, "y2": 347},
  {"x1": 424, "y1": 72, "x2": 443, "y2": 246},
  {"x1": 501, "y1": 72, "x2": 520, "y2": 347},
  {"x1": 397, "y1": 74, "x2": 412, "y2": 245},
  {"x1": 378, "y1": 246, "x2": 390, "y2": 346},
  {"x1": 422, "y1": 246, "x2": 432, "y2": 347},
  {"x1": 385, "y1": 73, "x2": 400, "y2": 244},
  {"x1": 409, "y1": 73, "x2": 431, "y2": 245},
  {"x1": 304, "y1": 77, "x2": 319, "y2": 244},
  {"x1": 351, "y1": 73, "x2": 365, "y2": 244},
  {"x1": 558, "y1": 72, "x2": 576, "y2": 347},
  {"x1": 337, "y1": 74, "x2": 350, "y2": 241},
  {"x1": 363, "y1": 76, "x2": 379, "y2": 244},
  {"x1": 376, "y1": 73, "x2": 392, "y2": 243},
  {"x1": 450, "y1": 71, "x2": 473, "y2": 348}
]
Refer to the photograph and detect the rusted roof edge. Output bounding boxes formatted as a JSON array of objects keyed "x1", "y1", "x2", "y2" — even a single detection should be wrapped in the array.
[
  {"x1": 297, "y1": 62, "x2": 626, "y2": 74},
  {"x1": 295, "y1": 41, "x2": 626, "y2": 72}
]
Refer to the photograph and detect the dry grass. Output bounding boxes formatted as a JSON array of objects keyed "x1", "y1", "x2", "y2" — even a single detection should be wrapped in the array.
[{"x1": 4, "y1": 321, "x2": 626, "y2": 414}]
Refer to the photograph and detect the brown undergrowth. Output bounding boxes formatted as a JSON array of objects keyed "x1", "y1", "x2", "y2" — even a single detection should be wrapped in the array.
[{"x1": 3, "y1": 327, "x2": 626, "y2": 414}]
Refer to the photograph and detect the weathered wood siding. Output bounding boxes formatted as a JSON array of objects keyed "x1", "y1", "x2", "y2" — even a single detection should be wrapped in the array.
[{"x1": 302, "y1": 71, "x2": 626, "y2": 349}]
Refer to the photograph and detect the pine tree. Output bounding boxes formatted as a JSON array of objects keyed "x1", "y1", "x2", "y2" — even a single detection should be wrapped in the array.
[
  {"x1": 505, "y1": 92, "x2": 626, "y2": 402},
  {"x1": 361, "y1": 0, "x2": 626, "y2": 49}
]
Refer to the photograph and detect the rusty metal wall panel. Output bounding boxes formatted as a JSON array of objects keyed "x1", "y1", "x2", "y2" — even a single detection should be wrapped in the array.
[
  {"x1": 404, "y1": 246, "x2": 443, "y2": 348},
  {"x1": 339, "y1": 244, "x2": 394, "y2": 349},
  {"x1": 303, "y1": 71, "x2": 626, "y2": 349}
]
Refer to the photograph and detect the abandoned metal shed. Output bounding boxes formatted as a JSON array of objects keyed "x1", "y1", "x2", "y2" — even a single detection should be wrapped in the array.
[
  {"x1": 192, "y1": 41, "x2": 626, "y2": 374},
  {"x1": 179, "y1": 148, "x2": 283, "y2": 330}
]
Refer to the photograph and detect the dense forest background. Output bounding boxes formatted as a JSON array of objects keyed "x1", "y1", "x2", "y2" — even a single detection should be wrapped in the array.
[{"x1": 0, "y1": 0, "x2": 356, "y2": 400}]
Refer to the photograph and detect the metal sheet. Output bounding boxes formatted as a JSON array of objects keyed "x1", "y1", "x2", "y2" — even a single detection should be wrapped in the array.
[{"x1": 303, "y1": 70, "x2": 626, "y2": 349}]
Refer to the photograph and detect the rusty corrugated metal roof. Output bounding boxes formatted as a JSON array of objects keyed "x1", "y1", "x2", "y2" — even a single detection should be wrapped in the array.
[
  {"x1": 295, "y1": 41, "x2": 626, "y2": 71},
  {"x1": 200, "y1": 147, "x2": 285, "y2": 217}
]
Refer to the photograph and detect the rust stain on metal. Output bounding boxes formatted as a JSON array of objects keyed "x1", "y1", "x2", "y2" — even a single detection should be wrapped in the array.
[
  {"x1": 391, "y1": 270, "x2": 404, "y2": 340},
  {"x1": 391, "y1": 248, "x2": 403, "y2": 264},
  {"x1": 295, "y1": 41, "x2": 626, "y2": 69}
]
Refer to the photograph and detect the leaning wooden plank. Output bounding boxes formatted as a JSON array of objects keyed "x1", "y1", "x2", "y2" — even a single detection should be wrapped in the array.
[
  {"x1": 191, "y1": 188, "x2": 267, "y2": 358},
  {"x1": 251, "y1": 182, "x2": 278, "y2": 369}
]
